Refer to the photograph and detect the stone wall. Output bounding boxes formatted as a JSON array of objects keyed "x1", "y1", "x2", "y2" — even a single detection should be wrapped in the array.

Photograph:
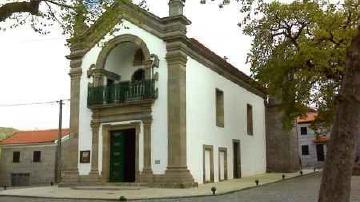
[
  {"x1": 0, "y1": 144, "x2": 57, "y2": 186},
  {"x1": 265, "y1": 99, "x2": 300, "y2": 173}
]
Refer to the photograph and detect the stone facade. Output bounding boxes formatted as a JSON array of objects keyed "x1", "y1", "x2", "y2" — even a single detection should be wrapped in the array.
[{"x1": 0, "y1": 144, "x2": 57, "y2": 186}]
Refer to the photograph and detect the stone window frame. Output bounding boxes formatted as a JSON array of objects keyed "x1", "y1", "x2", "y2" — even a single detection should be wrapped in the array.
[
  {"x1": 247, "y1": 104, "x2": 254, "y2": 135},
  {"x1": 300, "y1": 127, "x2": 308, "y2": 135},
  {"x1": 33, "y1": 151, "x2": 41, "y2": 163},
  {"x1": 203, "y1": 145, "x2": 214, "y2": 183},
  {"x1": 218, "y1": 147, "x2": 228, "y2": 181},
  {"x1": 215, "y1": 88, "x2": 224, "y2": 128},
  {"x1": 301, "y1": 145, "x2": 310, "y2": 156},
  {"x1": 12, "y1": 151, "x2": 20, "y2": 163}
]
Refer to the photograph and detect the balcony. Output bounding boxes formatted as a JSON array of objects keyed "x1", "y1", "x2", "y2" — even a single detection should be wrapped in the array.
[{"x1": 87, "y1": 79, "x2": 157, "y2": 107}]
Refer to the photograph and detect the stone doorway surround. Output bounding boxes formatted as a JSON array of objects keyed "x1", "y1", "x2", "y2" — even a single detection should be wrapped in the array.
[
  {"x1": 101, "y1": 123, "x2": 141, "y2": 183},
  {"x1": 87, "y1": 101, "x2": 154, "y2": 185}
]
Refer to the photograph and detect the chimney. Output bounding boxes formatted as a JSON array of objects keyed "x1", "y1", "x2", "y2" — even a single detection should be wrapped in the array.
[{"x1": 169, "y1": 0, "x2": 185, "y2": 16}]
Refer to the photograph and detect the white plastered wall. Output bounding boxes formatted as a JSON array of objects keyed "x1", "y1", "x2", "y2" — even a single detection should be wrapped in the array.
[
  {"x1": 186, "y1": 58, "x2": 267, "y2": 184},
  {"x1": 77, "y1": 20, "x2": 168, "y2": 175}
]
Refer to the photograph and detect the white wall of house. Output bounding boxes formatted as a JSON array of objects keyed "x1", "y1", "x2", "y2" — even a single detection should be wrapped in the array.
[
  {"x1": 77, "y1": 20, "x2": 168, "y2": 175},
  {"x1": 297, "y1": 123, "x2": 327, "y2": 168},
  {"x1": 186, "y1": 57, "x2": 267, "y2": 184}
]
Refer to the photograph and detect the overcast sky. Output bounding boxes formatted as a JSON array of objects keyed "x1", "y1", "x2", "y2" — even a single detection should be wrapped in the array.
[{"x1": 0, "y1": 0, "x2": 252, "y2": 130}]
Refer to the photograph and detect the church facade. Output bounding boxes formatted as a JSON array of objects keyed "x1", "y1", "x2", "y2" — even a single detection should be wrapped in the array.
[{"x1": 61, "y1": 0, "x2": 268, "y2": 188}]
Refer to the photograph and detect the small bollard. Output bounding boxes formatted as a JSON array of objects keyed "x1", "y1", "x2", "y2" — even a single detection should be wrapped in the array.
[
  {"x1": 119, "y1": 196, "x2": 127, "y2": 201},
  {"x1": 255, "y1": 179, "x2": 259, "y2": 186},
  {"x1": 300, "y1": 171, "x2": 303, "y2": 175},
  {"x1": 3, "y1": 185, "x2": 7, "y2": 190},
  {"x1": 211, "y1": 186, "x2": 216, "y2": 195},
  {"x1": 314, "y1": 167, "x2": 316, "y2": 172},
  {"x1": 282, "y1": 174, "x2": 285, "y2": 180}
]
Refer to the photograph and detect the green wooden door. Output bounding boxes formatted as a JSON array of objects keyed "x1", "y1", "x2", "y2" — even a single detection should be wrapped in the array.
[{"x1": 109, "y1": 131, "x2": 126, "y2": 182}]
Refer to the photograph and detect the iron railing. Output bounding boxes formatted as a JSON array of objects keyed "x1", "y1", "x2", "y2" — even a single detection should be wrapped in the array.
[{"x1": 88, "y1": 79, "x2": 156, "y2": 106}]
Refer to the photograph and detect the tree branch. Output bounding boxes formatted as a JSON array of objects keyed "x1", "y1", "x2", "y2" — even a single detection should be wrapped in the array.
[
  {"x1": 0, "y1": 0, "x2": 41, "y2": 22},
  {"x1": 45, "y1": 0, "x2": 74, "y2": 9},
  {"x1": 0, "y1": 0, "x2": 74, "y2": 22}
]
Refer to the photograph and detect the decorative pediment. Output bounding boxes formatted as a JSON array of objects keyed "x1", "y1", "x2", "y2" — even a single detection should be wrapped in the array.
[{"x1": 71, "y1": 1, "x2": 191, "y2": 53}]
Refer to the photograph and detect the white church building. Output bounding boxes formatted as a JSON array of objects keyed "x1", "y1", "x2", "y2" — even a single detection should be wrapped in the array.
[{"x1": 61, "y1": 0, "x2": 267, "y2": 188}]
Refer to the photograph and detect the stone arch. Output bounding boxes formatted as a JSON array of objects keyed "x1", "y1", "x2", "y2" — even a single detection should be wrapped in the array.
[{"x1": 95, "y1": 34, "x2": 151, "y2": 70}]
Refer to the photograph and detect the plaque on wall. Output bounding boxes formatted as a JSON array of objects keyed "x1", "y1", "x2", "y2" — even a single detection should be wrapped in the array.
[{"x1": 80, "y1": 150, "x2": 91, "y2": 163}]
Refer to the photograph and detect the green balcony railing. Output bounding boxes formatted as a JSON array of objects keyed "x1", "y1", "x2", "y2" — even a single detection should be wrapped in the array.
[{"x1": 88, "y1": 79, "x2": 157, "y2": 106}]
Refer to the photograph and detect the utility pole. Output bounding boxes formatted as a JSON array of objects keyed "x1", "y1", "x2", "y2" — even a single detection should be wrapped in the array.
[{"x1": 55, "y1": 99, "x2": 63, "y2": 183}]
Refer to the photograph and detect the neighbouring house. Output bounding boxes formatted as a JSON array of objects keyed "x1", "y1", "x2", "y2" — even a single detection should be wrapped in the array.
[
  {"x1": 297, "y1": 112, "x2": 329, "y2": 168},
  {"x1": 0, "y1": 129, "x2": 69, "y2": 186}
]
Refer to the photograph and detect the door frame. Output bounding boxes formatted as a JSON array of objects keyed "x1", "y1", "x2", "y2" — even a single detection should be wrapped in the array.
[
  {"x1": 102, "y1": 123, "x2": 140, "y2": 183},
  {"x1": 233, "y1": 139, "x2": 241, "y2": 179},
  {"x1": 218, "y1": 147, "x2": 228, "y2": 181},
  {"x1": 203, "y1": 145, "x2": 214, "y2": 183}
]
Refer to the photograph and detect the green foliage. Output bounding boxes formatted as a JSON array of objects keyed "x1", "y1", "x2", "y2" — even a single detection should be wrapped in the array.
[
  {"x1": 241, "y1": 0, "x2": 360, "y2": 127},
  {"x1": 0, "y1": 127, "x2": 17, "y2": 140}
]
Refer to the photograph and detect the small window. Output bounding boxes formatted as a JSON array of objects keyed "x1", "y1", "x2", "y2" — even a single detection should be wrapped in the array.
[
  {"x1": 33, "y1": 151, "x2": 41, "y2": 162},
  {"x1": 13, "y1": 151, "x2": 20, "y2": 163},
  {"x1": 215, "y1": 89, "x2": 224, "y2": 127},
  {"x1": 247, "y1": 104, "x2": 253, "y2": 135},
  {"x1": 133, "y1": 49, "x2": 144, "y2": 66},
  {"x1": 300, "y1": 127, "x2": 307, "y2": 135},
  {"x1": 302, "y1": 145, "x2": 310, "y2": 155}
]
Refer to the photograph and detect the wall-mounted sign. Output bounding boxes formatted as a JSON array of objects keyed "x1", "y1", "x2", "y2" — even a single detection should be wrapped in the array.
[{"x1": 80, "y1": 150, "x2": 91, "y2": 163}]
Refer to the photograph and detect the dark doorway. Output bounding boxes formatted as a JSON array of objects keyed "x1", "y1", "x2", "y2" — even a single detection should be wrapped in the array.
[
  {"x1": 109, "y1": 129, "x2": 136, "y2": 182},
  {"x1": 316, "y1": 144, "x2": 325, "y2": 162},
  {"x1": 11, "y1": 173, "x2": 30, "y2": 186},
  {"x1": 233, "y1": 140, "x2": 241, "y2": 178}
]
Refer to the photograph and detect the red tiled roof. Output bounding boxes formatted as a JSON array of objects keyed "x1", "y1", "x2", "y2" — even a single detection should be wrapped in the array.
[
  {"x1": 313, "y1": 135, "x2": 330, "y2": 143},
  {"x1": 297, "y1": 112, "x2": 318, "y2": 124},
  {"x1": 0, "y1": 129, "x2": 69, "y2": 145}
]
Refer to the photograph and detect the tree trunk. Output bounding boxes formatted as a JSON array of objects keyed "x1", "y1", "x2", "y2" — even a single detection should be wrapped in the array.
[{"x1": 318, "y1": 26, "x2": 360, "y2": 202}]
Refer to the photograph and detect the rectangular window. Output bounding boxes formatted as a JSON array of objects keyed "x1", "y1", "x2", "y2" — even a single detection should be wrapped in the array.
[
  {"x1": 247, "y1": 104, "x2": 253, "y2": 135},
  {"x1": 13, "y1": 151, "x2": 20, "y2": 163},
  {"x1": 300, "y1": 127, "x2": 308, "y2": 135},
  {"x1": 33, "y1": 151, "x2": 41, "y2": 162},
  {"x1": 302, "y1": 145, "x2": 310, "y2": 155},
  {"x1": 216, "y1": 89, "x2": 224, "y2": 127}
]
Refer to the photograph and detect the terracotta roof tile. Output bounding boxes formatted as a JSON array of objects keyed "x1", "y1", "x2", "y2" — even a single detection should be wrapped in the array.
[
  {"x1": 0, "y1": 129, "x2": 69, "y2": 145},
  {"x1": 297, "y1": 112, "x2": 318, "y2": 123}
]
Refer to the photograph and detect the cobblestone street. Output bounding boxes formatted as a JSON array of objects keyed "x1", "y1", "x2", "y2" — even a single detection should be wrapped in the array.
[{"x1": 1, "y1": 173, "x2": 359, "y2": 202}]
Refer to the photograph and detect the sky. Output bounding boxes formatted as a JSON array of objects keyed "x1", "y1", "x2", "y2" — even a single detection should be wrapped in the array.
[{"x1": 0, "y1": 0, "x2": 252, "y2": 130}]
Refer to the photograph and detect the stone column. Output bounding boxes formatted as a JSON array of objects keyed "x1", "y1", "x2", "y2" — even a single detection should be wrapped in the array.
[
  {"x1": 162, "y1": 44, "x2": 195, "y2": 188},
  {"x1": 60, "y1": 50, "x2": 84, "y2": 186},
  {"x1": 140, "y1": 119, "x2": 153, "y2": 182}
]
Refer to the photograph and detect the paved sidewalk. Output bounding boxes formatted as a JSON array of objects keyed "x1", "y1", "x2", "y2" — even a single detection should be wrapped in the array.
[{"x1": 0, "y1": 169, "x2": 316, "y2": 201}]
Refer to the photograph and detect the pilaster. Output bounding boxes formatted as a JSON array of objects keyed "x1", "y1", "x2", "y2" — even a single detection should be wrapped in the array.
[
  {"x1": 83, "y1": 115, "x2": 102, "y2": 184},
  {"x1": 140, "y1": 119, "x2": 154, "y2": 183},
  {"x1": 161, "y1": 42, "x2": 196, "y2": 188},
  {"x1": 60, "y1": 48, "x2": 84, "y2": 186}
]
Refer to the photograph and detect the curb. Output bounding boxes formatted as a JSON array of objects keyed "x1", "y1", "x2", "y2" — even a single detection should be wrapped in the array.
[{"x1": 0, "y1": 171, "x2": 321, "y2": 201}]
